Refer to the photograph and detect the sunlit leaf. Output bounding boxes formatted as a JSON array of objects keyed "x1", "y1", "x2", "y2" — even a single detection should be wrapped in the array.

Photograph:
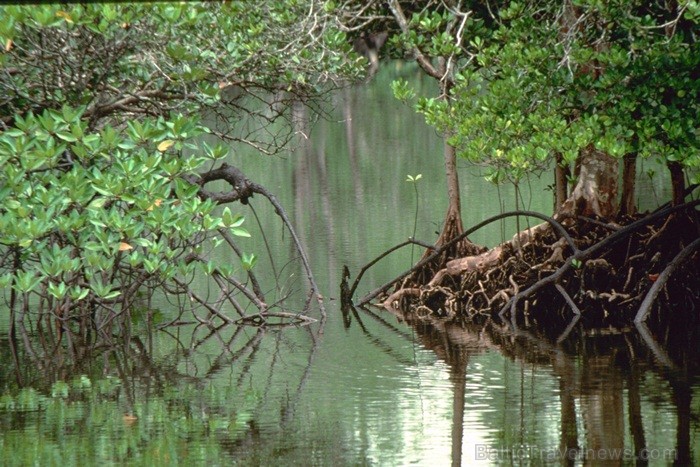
[
  {"x1": 231, "y1": 227, "x2": 250, "y2": 238},
  {"x1": 118, "y1": 242, "x2": 133, "y2": 251},
  {"x1": 88, "y1": 197, "x2": 108, "y2": 209},
  {"x1": 157, "y1": 140, "x2": 175, "y2": 152},
  {"x1": 55, "y1": 10, "x2": 73, "y2": 23}
]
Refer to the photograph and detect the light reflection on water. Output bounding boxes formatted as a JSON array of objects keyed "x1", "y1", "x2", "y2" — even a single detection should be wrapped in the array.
[
  {"x1": 0, "y1": 302, "x2": 697, "y2": 465},
  {"x1": 0, "y1": 64, "x2": 698, "y2": 466}
]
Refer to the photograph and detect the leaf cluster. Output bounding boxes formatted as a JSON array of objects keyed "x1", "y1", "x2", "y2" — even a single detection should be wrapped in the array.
[
  {"x1": 0, "y1": 108, "x2": 250, "y2": 311},
  {"x1": 0, "y1": 2, "x2": 363, "y2": 148},
  {"x1": 452, "y1": 1, "x2": 699, "y2": 183},
  {"x1": 373, "y1": 0, "x2": 699, "y2": 185}
]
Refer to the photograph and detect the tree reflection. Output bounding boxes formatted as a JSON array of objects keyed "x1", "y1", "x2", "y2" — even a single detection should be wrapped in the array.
[
  {"x1": 1, "y1": 313, "x2": 326, "y2": 463},
  {"x1": 371, "y1": 308, "x2": 698, "y2": 466}
]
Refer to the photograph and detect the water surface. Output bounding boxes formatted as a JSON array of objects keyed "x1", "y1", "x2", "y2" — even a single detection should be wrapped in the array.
[{"x1": 0, "y1": 63, "x2": 697, "y2": 466}]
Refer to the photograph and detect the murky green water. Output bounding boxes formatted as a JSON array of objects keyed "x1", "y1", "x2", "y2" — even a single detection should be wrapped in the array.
[{"x1": 1, "y1": 63, "x2": 697, "y2": 466}]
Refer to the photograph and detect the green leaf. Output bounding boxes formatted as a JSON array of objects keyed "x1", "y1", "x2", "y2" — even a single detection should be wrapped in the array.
[
  {"x1": 88, "y1": 197, "x2": 109, "y2": 209},
  {"x1": 231, "y1": 227, "x2": 250, "y2": 238},
  {"x1": 241, "y1": 253, "x2": 257, "y2": 271},
  {"x1": 56, "y1": 132, "x2": 78, "y2": 142}
]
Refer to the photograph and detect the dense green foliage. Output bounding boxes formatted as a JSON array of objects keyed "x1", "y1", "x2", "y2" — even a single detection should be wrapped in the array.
[
  {"x1": 0, "y1": 108, "x2": 245, "y2": 309},
  {"x1": 0, "y1": 2, "x2": 359, "y2": 136},
  {"x1": 0, "y1": 2, "x2": 361, "y2": 320},
  {"x1": 391, "y1": 1, "x2": 699, "y2": 188}
]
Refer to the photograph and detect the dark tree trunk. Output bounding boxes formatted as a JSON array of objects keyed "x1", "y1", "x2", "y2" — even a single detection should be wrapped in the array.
[
  {"x1": 554, "y1": 152, "x2": 570, "y2": 212},
  {"x1": 619, "y1": 152, "x2": 637, "y2": 216},
  {"x1": 668, "y1": 161, "x2": 685, "y2": 206}
]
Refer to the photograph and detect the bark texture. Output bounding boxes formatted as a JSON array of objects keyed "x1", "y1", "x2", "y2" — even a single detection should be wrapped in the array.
[
  {"x1": 620, "y1": 153, "x2": 637, "y2": 216},
  {"x1": 559, "y1": 146, "x2": 618, "y2": 219}
]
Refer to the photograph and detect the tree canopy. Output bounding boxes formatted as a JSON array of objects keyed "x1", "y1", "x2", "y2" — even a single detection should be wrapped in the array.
[
  {"x1": 0, "y1": 2, "x2": 361, "y2": 150},
  {"x1": 442, "y1": 0, "x2": 699, "y2": 189},
  {"x1": 0, "y1": 2, "x2": 362, "y2": 328},
  {"x1": 345, "y1": 0, "x2": 699, "y2": 212}
]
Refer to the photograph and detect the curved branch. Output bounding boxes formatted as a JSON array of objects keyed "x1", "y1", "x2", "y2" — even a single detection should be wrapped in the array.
[
  {"x1": 249, "y1": 181, "x2": 326, "y2": 319},
  {"x1": 183, "y1": 162, "x2": 255, "y2": 204},
  {"x1": 634, "y1": 237, "x2": 700, "y2": 323},
  {"x1": 186, "y1": 162, "x2": 325, "y2": 318},
  {"x1": 348, "y1": 238, "x2": 429, "y2": 299},
  {"x1": 358, "y1": 210, "x2": 576, "y2": 305},
  {"x1": 500, "y1": 200, "x2": 700, "y2": 320}
]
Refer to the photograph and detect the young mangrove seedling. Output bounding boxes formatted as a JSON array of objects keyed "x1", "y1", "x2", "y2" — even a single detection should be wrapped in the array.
[{"x1": 406, "y1": 173, "x2": 422, "y2": 265}]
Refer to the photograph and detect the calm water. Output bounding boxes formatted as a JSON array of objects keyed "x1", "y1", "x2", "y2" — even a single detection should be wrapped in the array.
[{"x1": 0, "y1": 64, "x2": 697, "y2": 466}]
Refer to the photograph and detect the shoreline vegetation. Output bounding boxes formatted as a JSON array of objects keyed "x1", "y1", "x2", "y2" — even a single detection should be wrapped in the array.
[
  {"x1": 1, "y1": 2, "x2": 698, "y2": 343},
  {"x1": 344, "y1": 199, "x2": 700, "y2": 332}
]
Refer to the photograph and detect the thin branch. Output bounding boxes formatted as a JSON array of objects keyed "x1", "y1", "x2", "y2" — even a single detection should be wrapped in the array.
[
  {"x1": 555, "y1": 283, "x2": 581, "y2": 315},
  {"x1": 249, "y1": 181, "x2": 326, "y2": 319},
  {"x1": 387, "y1": 0, "x2": 442, "y2": 79},
  {"x1": 634, "y1": 237, "x2": 700, "y2": 323}
]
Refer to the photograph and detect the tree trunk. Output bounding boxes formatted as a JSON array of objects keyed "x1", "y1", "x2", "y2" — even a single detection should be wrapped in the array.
[
  {"x1": 386, "y1": 0, "x2": 480, "y2": 263},
  {"x1": 554, "y1": 152, "x2": 570, "y2": 212},
  {"x1": 431, "y1": 139, "x2": 482, "y2": 259},
  {"x1": 619, "y1": 152, "x2": 637, "y2": 216},
  {"x1": 436, "y1": 139, "x2": 464, "y2": 243},
  {"x1": 667, "y1": 161, "x2": 685, "y2": 206},
  {"x1": 559, "y1": 146, "x2": 618, "y2": 219}
]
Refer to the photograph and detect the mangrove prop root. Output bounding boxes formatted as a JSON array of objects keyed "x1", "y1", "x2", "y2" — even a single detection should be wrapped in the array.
[
  {"x1": 356, "y1": 210, "x2": 577, "y2": 306},
  {"x1": 186, "y1": 162, "x2": 326, "y2": 320},
  {"x1": 634, "y1": 237, "x2": 700, "y2": 323},
  {"x1": 500, "y1": 200, "x2": 700, "y2": 321},
  {"x1": 363, "y1": 201, "x2": 699, "y2": 326}
]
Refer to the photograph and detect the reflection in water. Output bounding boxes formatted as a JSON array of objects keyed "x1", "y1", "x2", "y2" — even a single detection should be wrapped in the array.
[
  {"x1": 374, "y1": 308, "x2": 698, "y2": 466},
  {"x1": 1, "y1": 303, "x2": 698, "y2": 464},
  {"x1": 1, "y1": 64, "x2": 698, "y2": 465}
]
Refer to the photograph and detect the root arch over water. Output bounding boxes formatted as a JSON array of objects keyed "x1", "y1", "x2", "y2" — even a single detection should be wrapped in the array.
[{"x1": 343, "y1": 200, "x2": 700, "y2": 329}]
